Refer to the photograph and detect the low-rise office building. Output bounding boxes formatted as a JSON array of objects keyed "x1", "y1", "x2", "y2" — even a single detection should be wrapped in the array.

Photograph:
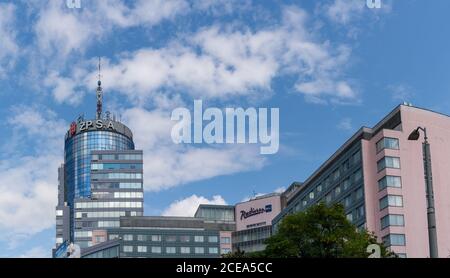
[
  {"x1": 232, "y1": 193, "x2": 282, "y2": 253},
  {"x1": 80, "y1": 215, "x2": 235, "y2": 258}
]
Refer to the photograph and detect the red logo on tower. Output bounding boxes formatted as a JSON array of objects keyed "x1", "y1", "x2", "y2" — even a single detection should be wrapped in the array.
[{"x1": 70, "y1": 122, "x2": 77, "y2": 136}]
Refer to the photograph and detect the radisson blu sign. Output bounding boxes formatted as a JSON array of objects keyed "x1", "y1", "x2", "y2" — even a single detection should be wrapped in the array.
[{"x1": 240, "y1": 204, "x2": 273, "y2": 220}]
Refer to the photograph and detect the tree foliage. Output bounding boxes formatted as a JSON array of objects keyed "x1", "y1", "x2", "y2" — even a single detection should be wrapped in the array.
[{"x1": 227, "y1": 203, "x2": 396, "y2": 258}]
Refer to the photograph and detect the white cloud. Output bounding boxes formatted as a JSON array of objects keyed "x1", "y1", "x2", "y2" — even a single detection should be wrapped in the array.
[
  {"x1": 324, "y1": 0, "x2": 366, "y2": 25},
  {"x1": 162, "y1": 194, "x2": 227, "y2": 217},
  {"x1": 122, "y1": 107, "x2": 267, "y2": 191},
  {"x1": 0, "y1": 106, "x2": 66, "y2": 244},
  {"x1": 0, "y1": 3, "x2": 18, "y2": 77},
  {"x1": 44, "y1": 70, "x2": 88, "y2": 106},
  {"x1": 387, "y1": 84, "x2": 414, "y2": 102},
  {"x1": 33, "y1": 0, "x2": 189, "y2": 58},
  {"x1": 337, "y1": 117, "x2": 353, "y2": 131},
  {"x1": 18, "y1": 246, "x2": 50, "y2": 258},
  {"x1": 55, "y1": 6, "x2": 357, "y2": 105}
]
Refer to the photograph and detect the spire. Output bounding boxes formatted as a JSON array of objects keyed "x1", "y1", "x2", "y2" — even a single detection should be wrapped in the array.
[{"x1": 96, "y1": 57, "x2": 103, "y2": 119}]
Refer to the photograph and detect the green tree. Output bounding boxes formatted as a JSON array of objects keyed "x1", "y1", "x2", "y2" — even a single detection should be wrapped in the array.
[{"x1": 263, "y1": 203, "x2": 395, "y2": 258}]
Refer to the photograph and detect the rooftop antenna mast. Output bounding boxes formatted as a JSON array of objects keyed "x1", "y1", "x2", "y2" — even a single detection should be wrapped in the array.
[{"x1": 96, "y1": 57, "x2": 103, "y2": 120}]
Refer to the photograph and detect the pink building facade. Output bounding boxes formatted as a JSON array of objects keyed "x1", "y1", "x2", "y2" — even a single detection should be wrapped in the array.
[
  {"x1": 233, "y1": 194, "x2": 282, "y2": 253},
  {"x1": 274, "y1": 105, "x2": 450, "y2": 258},
  {"x1": 363, "y1": 105, "x2": 450, "y2": 257}
]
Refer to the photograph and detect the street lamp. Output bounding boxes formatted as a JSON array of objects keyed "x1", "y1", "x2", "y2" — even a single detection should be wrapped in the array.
[{"x1": 408, "y1": 127, "x2": 438, "y2": 258}]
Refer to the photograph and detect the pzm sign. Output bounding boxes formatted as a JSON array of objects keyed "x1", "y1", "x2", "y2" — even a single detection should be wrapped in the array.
[
  {"x1": 70, "y1": 120, "x2": 115, "y2": 136},
  {"x1": 240, "y1": 205, "x2": 272, "y2": 220}
]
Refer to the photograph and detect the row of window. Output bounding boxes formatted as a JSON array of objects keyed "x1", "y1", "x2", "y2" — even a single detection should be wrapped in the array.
[
  {"x1": 196, "y1": 208, "x2": 235, "y2": 222},
  {"x1": 301, "y1": 170, "x2": 363, "y2": 207},
  {"x1": 299, "y1": 150, "x2": 362, "y2": 207},
  {"x1": 91, "y1": 163, "x2": 143, "y2": 170},
  {"x1": 123, "y1": 246, "x2": 219, "y2": 255},
  {"x1": 98, "y1": 221, "x2": 120, "y2": 228},
  {"x1": 91, "y1": 191, "x2": 144, "y2": 199},
  {"x1": 75, "y1": 211, "x2": 141, "y2": 219},
  {"x1": 75, "y1": 201, "x2": 143, "y2": 209},
  {"x1": 122, "y1": 234, "x2": 219, "y2": 243},
  {"x1": 92, "y1": 182, "x2": 142, "y2": 190},
  {"x1": 91, "y1": 173, "x2": 143, "y2": 180},
  {"x1": 114, "y1": 192, "x2": 144, "y2": 199},
  {"x1": 92, "y1": 154, "x2": 142, "y2": 161},
  {"x1": 75, "y1": 231, "x2": 92, "y2": 238}
]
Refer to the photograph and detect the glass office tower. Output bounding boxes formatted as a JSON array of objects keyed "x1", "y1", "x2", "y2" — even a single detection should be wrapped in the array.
[{"x1": 64, "y1": 122, "x2": 135, "y2": 202}]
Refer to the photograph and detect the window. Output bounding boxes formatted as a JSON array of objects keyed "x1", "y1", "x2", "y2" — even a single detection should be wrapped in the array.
[
  {"x1": 221, "y1": 248, "x2": 231, "y2": 254},
  {"x1": 180, "y1": 236, "x2": 190, "y2": 242},
  {"x1": 343, "y1": 159, "x2": 350, "y2": 171},
  {"x1": 377, "y1": 157, "x2": 400, "y2": 171},
  {"x1": 334, "y1": 185, "x2": 341, "y2": 196},
  {"x1": 352, "y1": 151, "x2": 361, "y2": 164},
  {"x1": 397, "y1": 253, "x2": 407, "y2": 258},
  {"x1": 379, "y1": 195, "x2": 403, "y2": 210},
  {"x1": 333, "y1": 169, "x2": 340, "y2": 180},
  {"x1": 346, "y1": 212, "x2": 353, "y2": 222},
  {"x1": 137, "y1": 246, "x2": 147, "y2": 253},
  {"x1": 123, "y1": 246, "x2": 133, "y2": 252},
  {"x1": 209, "y1": 247, "x2": 219, "y2": 254},
  {"x1": 302, "y1": 197, "x2": 308, "y2": 206},
  {"x1": 378, "y1": 176, "x2": 402, "y2": 191},
  {"x1": 381, "y1": 214, "x2": 405, "y2": 229},
  {"x1": 166, "y1": 247, "x2": 176, "y2": 254},
  {"x1": 194, "y1": 236, "x2": 204, "y2": 243},
  {"x1": 151, "y1": 235, "x2": 162, "y2": 242},
  {"x1": 342, "y1": 178, "x2": 350, "y2": 191},
  {"x1": 344, "y1": 195, "x2": 352, "y2": 208},
  {"x1": 166, "y1": 235, "x2": 177, "y2": 242},
  {"x1": 56, "y1": 210, "x2": 63, "y2": 216},
  {"x1": 109, "y1": 234, "x2": 119, "y2": 240},
  {"x1": 208, "y1": 236, "x2": 218, "y2": 243},
  {"x1": 195, "y1": 247, "x2": 205, "y2": 254},
  {"x1": 137, "y1": 235, "x2": 146, "y2": 241},
  {"x1": 56, "y1": 237, "x2": 63, "y2": 244},
  {"x1": 309, "y1": 191, "x2": 315, "y2": 200},
  {"x1": 74, "y1": 231, "x2": 92, "y2": 238},
  {"x1": 95, "y1": 236, "x2": 105, "y2": 243},
  {"x1": 355, "y1": 205, "x2": 365, "y2": 220},
  {"x1": 123, "y1": 234, "x2": 133, "y2": 241},
  {"x1": 325, "y1": 193, "x2": 332, "y2": 204},
  {"x1": 355, "y1": 187, "x2": 364, "y2": 200},
  {"x1": 221, "y1": 237, "x2": 231, "y2": 244},
  {"x1": 376, "y1": 137, "x2": 399, "y2": 153},
  {"x1": 316, "y1": 184, "x2": 323, "y2": 193},
  {"x1": 180, "y1": 247, "x2": 191, "y2": 254},
  {"x1": 353, "y1": 169, "x2": 362, "y2": 182},
  {"x1": 382, "y1": 234, "x2": 406, "y2": 246},
  {"x1": 151, "y1": 246, "x2": 162, "y2": 254}
]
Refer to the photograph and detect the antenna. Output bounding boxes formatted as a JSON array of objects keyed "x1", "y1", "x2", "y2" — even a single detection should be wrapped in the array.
[{"x1": 96, "y1": 57, "x2": 103, "y2": 119}]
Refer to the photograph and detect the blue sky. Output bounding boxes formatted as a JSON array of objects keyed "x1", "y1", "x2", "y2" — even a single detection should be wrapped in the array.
[{"x1": 0, "y1": 0, "x2": 450, "y2": 257}]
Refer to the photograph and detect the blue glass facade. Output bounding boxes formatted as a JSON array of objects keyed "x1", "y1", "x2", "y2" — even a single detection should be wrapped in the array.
[{"x1": 64, "y1": 130, "x2": 135, "y2": 205}]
